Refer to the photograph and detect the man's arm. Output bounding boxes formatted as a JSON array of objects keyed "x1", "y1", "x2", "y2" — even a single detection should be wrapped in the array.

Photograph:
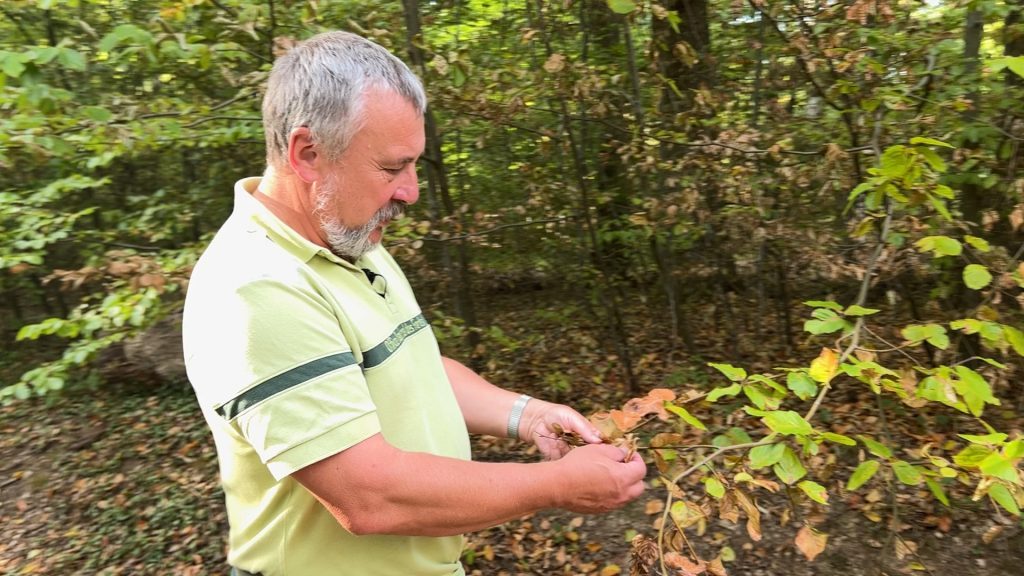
[
  {"x1": 441, "y1": 357, "x2": 604, "y2": 459},
  {"x1": 292, "y1": 432, "x2": 646, "y2": 537}
]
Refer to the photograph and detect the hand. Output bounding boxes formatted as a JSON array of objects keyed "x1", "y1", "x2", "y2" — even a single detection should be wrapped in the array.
[
  {"x1": 554, "y1": 443, "x2": 647, "y2": 514},
  {"x1": 519, "y1": 400, "x2": 604, "y2": 460}
]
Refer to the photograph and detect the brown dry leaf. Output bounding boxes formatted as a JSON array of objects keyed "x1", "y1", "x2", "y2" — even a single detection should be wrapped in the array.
[
  {"x1": 644, "y1": 499, "x2": 665, "y2": 515},
  {"x1": 894, "y1": 539, "x2": 917, "y2": 560},
  {"x1": 543, "y1": 53, "x2": 566, "y2": 73},
  {"x1": 620, "y1": 388, "x2": 677, "y2": 427},
  {"x1": 1009, "y1": 203, "x2": 1024, "y2": 232},
  {"x1": 706, "y1": 556, "x2": 728, "y2": 576},
  {"x1": 664, "y1": 552, "x2": 707, "y2": 575},
  {"x1": 590, "y1": 411, "x2": 624, "y2": 440},
  {"x1": 795, "y1": 525, "x2": 828, "y2": 561},
  {"x1": 718, "y1": 490, "x2": 740, "y2": 523},
  {"x1": 982, "y1": 525, "x2": 1004, "y2": 544},
  {"x1": 628, "y1": 534, "x2": 659, "y2": 576},
  {"x1": 650, "y1": 433, "x2": 684, "y2": 448},
  {"x1": 601, "y1": 565, "x2": 622, "y2": 576},
  {"x1": 733, "y1": 489, "x2": 762, "y2": 541}
]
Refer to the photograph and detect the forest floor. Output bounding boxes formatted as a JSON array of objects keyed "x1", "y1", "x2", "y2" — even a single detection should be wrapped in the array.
[{"x1": 1, "y1": 287, "x2": 1023, "y2": 575}]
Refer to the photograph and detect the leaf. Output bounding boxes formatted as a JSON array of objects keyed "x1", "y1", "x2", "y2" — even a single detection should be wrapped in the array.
[
  {"x1": 707, "y1": 383, "x2": 742, "y2": 402},
  {"x1": 958, "y1": 432, "x2": 1008, "y2": 445},
  {"x1": 954, "y1": 366, "x2": 1000, "y2": 417},
  {"x1": 709, "y1": 362, "x2": 746, "y2": 382},
  {"x1": 664, "y1": 552, "x2": 706, "y2": 575},
  {"x1": 798, "y1": 480, "x2": 829, "y2": 505},
  {"x1": 963, "y1": 264, "x2": 992, "y2": 290},
  {"x1": 665, "y1": 403, "x2": 706, "y2": 431},
  {"x1": 803, "y1": 300, "x2": 843, "y2": 311},
  {"x1": 925, "y1": 478, "x2": 950, "y2": 507},
  {"x1": 820, "y1": 432, "x2": 856, "y2": 446},
  {"x1": 915, "y1": 235, "x2": 962, "y2": 257},
  {"x1": 808, "y1": 348, "x2": 838, "y2": 384},
  {"x1": 964, "y1": 235, "x2": 991, "y2": 252},
  {"x1": 857, "y1": 435, "x2": 893, "y2": 459},
  {"x1": 670, "y1": 500, "x2": 706, "y2": 529},
  {"x1": 57, "y1": 48, "x2": 86, "y2": 71},
  {"x1": 606, "y1": 0, "x2": 637, "y2": 14},
  {"x1": 804, "y1": 316, "x2": 849, "y2": 335},
  {"x1": 979, "y1": 453, "x2": 1021, "y2": 485},
  {"x1": 795, "y1": 526, "x2": 828, "y2": 561},
  {"x1": 1002, "y1": 325, "x2": 1024, "y2": 356},
  {"x1": 704, "y1": 477, "x2": 726, "y2": 499},
  {"x1": 909, "y1": 136, "x2": 954, "y2": 148},
  {"x1": 891, "y1": 460, "x2": 924, "y2": 485},
  {"x1": 844, "y1": 305, "x2": 880, "y2": 316},
  {"x1": 786, "y1": 372, "x2": 818, "y2": 401},
  {"x1": 988, "y1": 484, "x2": 1021, "y2": 516},
  {"x1": 733, "y1": 488, "x2": 761, "y2": 541},
  {"x1": 954, "y1": 444, "x2": 992, "y2": 468},
  {"x1": 847, "y1": 460, "x2": 880, "y2": 490},
  {"x1": 773, "y1": 446, "x2": 807, "y2": 485},
  {"x1": 749, "y1": 442, "x2": 786, "y2": 469},
  {"x1": 762, "y1": 411, "x2": 813, "y2": 437}
]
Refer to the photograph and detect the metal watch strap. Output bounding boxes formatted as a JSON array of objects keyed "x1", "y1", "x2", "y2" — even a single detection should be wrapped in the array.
[{"x1": 506, "y1": 394, "x2": 532, "y2": 440}]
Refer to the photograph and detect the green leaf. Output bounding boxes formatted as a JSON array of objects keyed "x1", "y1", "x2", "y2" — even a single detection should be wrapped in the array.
[
  {"x1": 988, "y1": 484, "x2": 1021, "y2": 516},
  {"x1": 1005, "y1": 440, "x2": 1024, "y2": 460},
  {"x1": 704, "y1": 477, "x2": 725, "y2": 499},
  {"x1": 902, "y1": 324, "x2": 949, "y2": 350},
  {"x1": 762, "y1": 411, "x2": 814, "y2": 437},
  {"x1": 820, "y1": 432, "x2": 856, "y2": 446},
  {"x1": 1002, "y1": 325, "x2": 1024, "y2": 357},
  {"x1": 892, "y1": 460, "x2": 924, "y2": 485},
  {"x1": 803, "y1": 300, "x2": 843, "y2": 311},
  {"x1": 743, "y1": 385, "x2": 770, "y2": 410},
  {"x1": 857, "y1": 435, "x2": 893, "y2": 459},
  {"x1": 989, "y1": 55, "x2": 1024, "y2": 79},
  {"x1": 958, "y1": 432, "x2": 1008, "y2": 445},
  {"x1": 798, "y1": 480, "x2": 829, "y2": 504},
  {"x1": 665, "y1": 403, "x2": 706, "y2": 431},
  {"x1": 964, "y1": 235, "x2": 991, "y2": 252},
  {"x1": 954, "y1": 366, "x2": 1000, "y2": 417},
  {"x1": 963, "y1": 264, "x2": 992, "y2": 290},
  {"x1": 979, "y1": 453, "x2": 1021, "y2": 484},
  {"x1": 953, "y1": 444, "x2": 992, "y2": 468},
  {"x1": 910, "y1": 136, "x2": 954, "y2": 148},
  {"x1": 749, "y1": 442, "x2": 786, "y2": 469},
  {"x1": 82, "y1": 106, "x2": 113, "y2": 123},
  {"x1": 2, "y1": 53, "x2": 25, "y2": 78},
  {"x1": 844, "y1": 305, "x2": 880, "y2": 316},
  {"x1": 709, "y1": 362, "x2": 746, "y2": 382},
  {"x1": 786, "y1": 372, "x2": 818, "y2": 401},
  {"x1": 804, "y1": 317, "x2": 849, "y2": 335},
  {"x1": 847, "y1": 460, "x2": 880, "y2": 490},
  {"x1": 57, "y1": 48, "x2": 86, "y2": 71},
  {"x1": 605, "y1": 0, "x2": 637, "y2": 14},
  {"x1": 925, "y1": 478, "x2": 950, "y2": 507},
  {"x1": 773, "y1": 446, "x2": 807, "y2": 485},
  {"x1": 917, "y1": 148, "x2": 947, "y2": 173},
  {"x1": 915, "y1": 235, "x2": 962, "y2": 257},
  {"x1": 707, "y1": 383, "x2": 742, "y2": 402}
]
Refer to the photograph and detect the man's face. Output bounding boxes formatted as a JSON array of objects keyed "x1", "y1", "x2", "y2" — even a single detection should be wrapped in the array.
[{"x1": 313, "y1": 89, "x2": 424, "y2": 261}]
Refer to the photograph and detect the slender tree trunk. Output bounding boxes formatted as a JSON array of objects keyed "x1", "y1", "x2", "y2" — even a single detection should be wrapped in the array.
[{"x1": 401, "y1": 0, "x2": 480, "y2": 354}]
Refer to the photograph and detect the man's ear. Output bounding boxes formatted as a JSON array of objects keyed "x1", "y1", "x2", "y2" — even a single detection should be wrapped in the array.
[{"x1": 287, "y1": 126, "x2": 320, "y2": 183}]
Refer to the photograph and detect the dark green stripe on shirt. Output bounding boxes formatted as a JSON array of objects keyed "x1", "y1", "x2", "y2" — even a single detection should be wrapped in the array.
[
  {"x1": 217, "y1": 351, "x2": 358, "y2": 420},
  {"x1": 361, "y1": 314, "x2": 429, "y2": 369}
]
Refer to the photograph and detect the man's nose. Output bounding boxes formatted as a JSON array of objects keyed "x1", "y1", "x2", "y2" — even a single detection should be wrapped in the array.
[{"x1": 393, "y1": 167, "x2": 420, "y2": 205}]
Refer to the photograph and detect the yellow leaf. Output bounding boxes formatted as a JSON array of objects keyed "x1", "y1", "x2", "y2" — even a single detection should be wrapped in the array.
[
  {"x1": 809, "y1": 348, "x2": 839, "y2": 383},
  {"x1": 600, "y1": 565, "x2": 622, "y2": 576},
  {"x1": 795, "y1": 525, "x2": 828, "y2": 561}
]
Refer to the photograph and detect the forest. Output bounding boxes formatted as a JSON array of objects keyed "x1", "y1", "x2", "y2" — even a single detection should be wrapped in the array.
[{"x1": 1, "y1": 0, "x2": 1023, "y2": 574}]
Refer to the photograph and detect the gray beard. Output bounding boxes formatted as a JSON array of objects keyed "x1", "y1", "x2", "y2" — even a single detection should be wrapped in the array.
[{"x1": 314, "y1": 181, "x2": 406, "y2": 261}]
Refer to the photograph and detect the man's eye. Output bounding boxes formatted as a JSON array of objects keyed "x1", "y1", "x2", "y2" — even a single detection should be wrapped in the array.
[{"x1": 384, "y1": 167, "x2": 403, "y2": 176}]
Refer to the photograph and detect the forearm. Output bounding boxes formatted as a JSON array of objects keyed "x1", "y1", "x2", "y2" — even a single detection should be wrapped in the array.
[
  {"x1": 295, "y1": 434, "x2": 564, "y2": 536},
  {"x1": 443, "y1": 356, "x2": 526, "y2": 438}
]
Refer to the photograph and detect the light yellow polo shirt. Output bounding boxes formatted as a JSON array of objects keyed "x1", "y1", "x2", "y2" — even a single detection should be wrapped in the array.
[{"x1": 183, "y1": 177, "x2": 470, "y2": 576}]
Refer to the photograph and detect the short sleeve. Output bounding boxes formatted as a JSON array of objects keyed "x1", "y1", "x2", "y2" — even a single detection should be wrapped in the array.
[{"x1": 186, "y1": 274, "x2": 380, "y2": 481}]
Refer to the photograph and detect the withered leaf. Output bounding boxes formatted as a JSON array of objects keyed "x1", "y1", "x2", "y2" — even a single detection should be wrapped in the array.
[{"x1": 795, "y1": 525, "x2": 828, "y2": 561}]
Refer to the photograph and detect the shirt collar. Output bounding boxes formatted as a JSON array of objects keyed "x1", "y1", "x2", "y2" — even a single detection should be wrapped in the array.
[{"x1": 233, "y1": 177, "x2": 367, "y2": 271}]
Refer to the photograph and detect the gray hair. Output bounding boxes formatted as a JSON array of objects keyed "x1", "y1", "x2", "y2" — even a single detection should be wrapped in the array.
[{"x1": 262, "y1": 31, "x2": 427, "y2": 167}]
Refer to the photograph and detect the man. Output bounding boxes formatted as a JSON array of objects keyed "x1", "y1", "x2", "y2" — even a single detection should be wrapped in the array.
[{"x1": 182, "y1": 31, "x2": 646, "y2": 576}]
